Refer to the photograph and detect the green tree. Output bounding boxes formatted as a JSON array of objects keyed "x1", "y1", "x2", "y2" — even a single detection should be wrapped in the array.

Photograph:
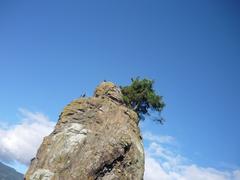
[{"x1": 120, "y1": 77, "x2": 165, "y2": 123}]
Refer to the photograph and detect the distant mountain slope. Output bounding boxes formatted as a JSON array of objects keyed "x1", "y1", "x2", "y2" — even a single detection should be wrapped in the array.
[{"x1": 0, "y1": 162, "x2": 23, "y2": 180}]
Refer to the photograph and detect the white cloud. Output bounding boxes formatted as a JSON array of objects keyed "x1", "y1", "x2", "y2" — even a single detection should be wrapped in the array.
[
  {"x1": 1, "y1": 111, "x2": 239, "y2": 180},
  {"x1": 143, "y1": 132, "x2": 240, "y2": 180},
  {"x1": 233, "y1": 170, "x2": 240, "y2": 180},
  {"x1": 143, "y1": 131, "x2": 175, "y2": 144},
  {"x1": 0, "y1": 109, "x2": 55, "y2": 165}
]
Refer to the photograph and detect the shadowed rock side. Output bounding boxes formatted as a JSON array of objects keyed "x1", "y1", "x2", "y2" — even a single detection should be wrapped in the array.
[{"x1": 25, "y1": 82, "x2": 144, "y2": 180}]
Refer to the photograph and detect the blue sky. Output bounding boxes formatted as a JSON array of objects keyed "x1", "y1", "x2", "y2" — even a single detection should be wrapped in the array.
[{"x1": 0, "y1": 0, "x2": 239, "y2": 179}]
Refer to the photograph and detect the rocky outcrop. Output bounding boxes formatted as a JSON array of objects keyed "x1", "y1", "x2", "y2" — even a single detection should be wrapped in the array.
[{"x1": 25, "y1": 82, "x2": 144, "y2": 180}]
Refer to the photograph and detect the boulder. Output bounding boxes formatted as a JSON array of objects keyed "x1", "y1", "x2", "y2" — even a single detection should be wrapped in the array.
[{"x1": 25, "y1": 82, "x2": 144, "y2": 180}]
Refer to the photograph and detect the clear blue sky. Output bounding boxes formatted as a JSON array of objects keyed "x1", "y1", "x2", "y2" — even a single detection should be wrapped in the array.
[{"x1": 0, "y1": 0, "x2": 239, "y2": 175}]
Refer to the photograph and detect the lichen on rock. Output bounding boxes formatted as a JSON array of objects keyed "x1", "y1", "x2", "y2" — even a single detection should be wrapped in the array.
[
  {"x1": 25, "y1": 82, "x2": 144, "y2": 180},
  {"x1": 30, "y1": 169, "x2": 54, "y2": 180}
]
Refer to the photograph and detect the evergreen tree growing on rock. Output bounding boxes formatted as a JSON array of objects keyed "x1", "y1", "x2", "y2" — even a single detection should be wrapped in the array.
[{"x1": 120, "y1": 77, "x2": 165, "y2": 123}]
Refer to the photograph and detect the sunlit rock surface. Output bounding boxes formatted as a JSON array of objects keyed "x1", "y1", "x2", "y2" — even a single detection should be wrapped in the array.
[{"x1": 25, "y1": 82, "x2": 144, "y2": 180}]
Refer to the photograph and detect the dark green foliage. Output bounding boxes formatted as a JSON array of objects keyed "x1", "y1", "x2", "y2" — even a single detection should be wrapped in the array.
[{"x1": 120, "y1": 77, "x2": 165, "y2": 123}]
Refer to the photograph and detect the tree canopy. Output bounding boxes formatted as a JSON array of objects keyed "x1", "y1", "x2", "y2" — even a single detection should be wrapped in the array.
[{"x1": 120, "y1": 77, "x2": 165, "y2": 123}]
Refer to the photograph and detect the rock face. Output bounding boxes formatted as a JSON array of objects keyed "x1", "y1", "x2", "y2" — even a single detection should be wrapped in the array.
[{"x1": 25, "y1": 82, "x2": 144, "y2": 180}]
